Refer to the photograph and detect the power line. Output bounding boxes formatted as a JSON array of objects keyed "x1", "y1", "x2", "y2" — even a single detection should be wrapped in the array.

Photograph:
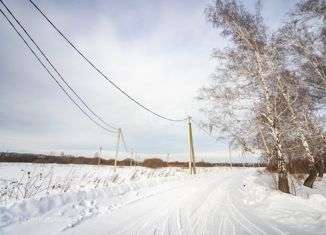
[
  {"x1": 120, "y1": 130, "x2": 129, "y2": 153},
  {"x1": 0, "y1": 6, "x2": 116, "y2": 134},
  {"x1": 2, "y1": 0, "x2": 217, "y2": 156},
  {"x1": 28, "y1": 0, "x2": 188, "y2": 123},
  {"x1": 0, "y1": 0, "x2": 117, "y2": 131},
  {"x1": 192, "y1": 119, "x2": 218, "y2": 141},
  {"x1": 1, "y1": 0, "x2": 135, "y2": 154}
]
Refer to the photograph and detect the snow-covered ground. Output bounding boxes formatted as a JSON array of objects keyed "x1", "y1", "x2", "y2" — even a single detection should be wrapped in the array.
[
  {"x1": 0, "y1": 163, "x2": 325, "y2": 234},
  {"x1": 0, "y1": 163, "x2": 202, "y2": 205}
]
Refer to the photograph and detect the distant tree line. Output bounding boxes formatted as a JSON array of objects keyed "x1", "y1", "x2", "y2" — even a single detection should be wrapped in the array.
[
  {"x1": 0, "y1": 152, "x2": 265, "y2": 168},
  {"x1": 200, "y1": 0, "x2": 326, "y2": 193}
]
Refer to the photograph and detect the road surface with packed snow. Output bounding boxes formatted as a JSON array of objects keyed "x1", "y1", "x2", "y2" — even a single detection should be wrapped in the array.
[{"x1": 1, "y1": 166, "x2": 326, "y2": 234}]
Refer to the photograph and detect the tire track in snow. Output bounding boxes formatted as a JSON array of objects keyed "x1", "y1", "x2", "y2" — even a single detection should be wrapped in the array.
[
  {"x1": 111, "y1": 172, "x2": 232, "y2": 235},
  {"x1": 226, "y1": 193, "x2": 267, "y2": 235},
  {"x1": 226, "y1": 173, "x2": 288, "y2": 235},
  {"x1": 189, "y1": 177, "x2": 232, "y2": 235},
  {"x1": 106, "y1": 177, "x2": 200, "y2": 235},
  {"x1": 124, "y1": 171, "x2": 233, "y2": 235}
]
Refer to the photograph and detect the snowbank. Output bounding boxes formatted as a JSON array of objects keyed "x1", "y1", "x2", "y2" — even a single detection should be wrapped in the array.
[
  {"x1": 241, "y1": 171, "x2": 326, "y2": 234},
  {"x1": 0, "y1": 163, "x2": 220, "y2": 229}
]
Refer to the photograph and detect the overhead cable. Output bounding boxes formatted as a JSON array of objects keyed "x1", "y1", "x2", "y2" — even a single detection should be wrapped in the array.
[
  {"x1": 120, "y1": 130, "x2": 130, "y2": 153},
  {"x1": 28, "y1": 0, "x2": 188, "y2": 123},
  {"x1": 0, "y1": 6, "x2": 116, "y2": 134},
  {"x1": 0, "y1": 0, "x2": 117, "y2": 131},
  {"x1": 192, "y1": 119, "x2": 218, "y2": 141}
]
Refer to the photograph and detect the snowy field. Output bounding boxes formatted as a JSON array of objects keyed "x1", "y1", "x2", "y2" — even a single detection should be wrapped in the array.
[{"x1": 0, "y1": 163, "x2": 326, "y2": 234}]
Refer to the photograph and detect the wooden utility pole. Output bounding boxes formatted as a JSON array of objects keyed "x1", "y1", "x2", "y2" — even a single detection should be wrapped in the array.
[
  {"x1": 97, "y1": 146, "x2": 102, "y2": 166},
  {"x1": 130, "y1": 151, "x2": 133, "y2": 166},
  {"x1": 114, "y1": 128, "x2": 121, "y2": 172},
  {"x1": 135, "y1": 152, "x2": 137, "y2": 166},
  {"x1": 228, "y1": 142, "x2": 232, "y2": 169},
  {"x1": 188, "y1": 116, "x2": 196, "y2": 174}
]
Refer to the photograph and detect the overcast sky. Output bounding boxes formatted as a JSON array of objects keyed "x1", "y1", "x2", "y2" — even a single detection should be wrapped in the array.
[{"x1": 0, "y1": 0, "x2": 297, "y2": 162}]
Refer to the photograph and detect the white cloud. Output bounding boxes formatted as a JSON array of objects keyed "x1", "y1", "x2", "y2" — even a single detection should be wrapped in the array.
[{"x1": 0, "y1": 0, "x2": 296, "y2": 162}]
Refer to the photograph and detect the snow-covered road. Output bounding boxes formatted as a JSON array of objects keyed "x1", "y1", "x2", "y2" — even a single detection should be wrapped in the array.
[
  {"x1": 1, "y1": 167, "x2": 326, "y2": 235},
  {"x1": 64, "y1": 169, "x2": 280, "y2": 235}
]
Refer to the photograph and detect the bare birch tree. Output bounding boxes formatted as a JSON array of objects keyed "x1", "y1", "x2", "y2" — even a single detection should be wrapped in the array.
[
  {"x1": 201, "y1": 0, "x2": 291, "y2": 193},
  {"x1": 276, "y1": 0, "x2": 326, "y2": 187}
]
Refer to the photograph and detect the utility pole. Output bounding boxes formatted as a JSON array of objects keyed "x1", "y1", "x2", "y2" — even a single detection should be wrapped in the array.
[
  {"x1": 130, "y1": 150, "x2": 133, "y2": 166},
  {"x1": 228, "y1": 142, "x2": 232, "y2": 169},
  {"x1": 114, "y1": 128, "x2": 121, "y2": 172},
  {"x1": 188, "y1": 116, "x2": 196, "y2": 174},
  {"x1": 135, "y1": 152, "x2": 137, "y2": 166},
  {"x1": 97, "y1": 146, "x2": 102, "y2": 166}
]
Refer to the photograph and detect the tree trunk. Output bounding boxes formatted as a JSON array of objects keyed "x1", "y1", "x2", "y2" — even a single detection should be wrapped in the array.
[
  {"x1": 316, "y1": 158, "x2": 323, "y2": 179},
  {"x1": 275, "y1": 146, "x2": 290, "y2": 193},
  {"x1": 278, "y1": 81, "x2": 318, "y2": 187},
  {"x1": 278, "y1": 172, "x2": 290, "y2": 193},
  {"x1": 303, "y1": 164, "x2": 317, "y2": 188}
]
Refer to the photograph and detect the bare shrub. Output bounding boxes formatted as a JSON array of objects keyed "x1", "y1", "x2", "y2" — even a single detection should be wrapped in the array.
[
  {"x1": 0, "y1": 167, "x2": 55, "y2": 204},
  {"x1": 129, "y1": 170, "x2": 139, "y2": 181},
  {"x1": 142, "y1": 158, "x2": 166, "y2": 168},
  {"x1": 111, "y1": 173, "x2": 119, "y2": 183}
]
